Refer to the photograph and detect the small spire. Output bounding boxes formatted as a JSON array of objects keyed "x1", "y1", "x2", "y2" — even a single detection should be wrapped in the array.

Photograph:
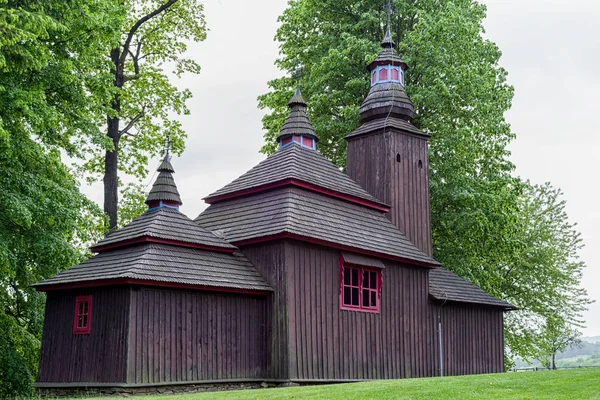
[
  {"x1": 382, "y1": 0, "x2": 395, "y2": 48},
  {"x1": 358, "y1": 1, "x2": 414, "y2": 123},
  {"x1": 288, "y1": 87, "x2": 307, "y2": 107},
  {"x1": 145, "y1": 147, "x2": 182, "y2": 209},
  {"x1": 381, "y1": 28, "x2": 395, "y2": 49},
  {"x1": 277, "y1": 87, "x2": 318, "y2": 150}
]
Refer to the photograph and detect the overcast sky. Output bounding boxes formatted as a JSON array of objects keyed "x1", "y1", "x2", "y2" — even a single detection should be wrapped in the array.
[{"x1": 83, "y1": 0, "x2": 600, "y2": 335}]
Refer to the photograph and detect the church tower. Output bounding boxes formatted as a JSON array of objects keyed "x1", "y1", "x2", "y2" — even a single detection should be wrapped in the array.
[{"x1": 346, "y1": 28, "x2": 432, "y2": 257}]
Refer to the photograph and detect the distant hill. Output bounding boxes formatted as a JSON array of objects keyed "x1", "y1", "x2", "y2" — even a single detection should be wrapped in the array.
[
  {"x1": 514, "y1": 336, "x2": 600, "y2": 368},
  {"x1": 582, "y1": 336, "x2": 600, "y2": 344}
]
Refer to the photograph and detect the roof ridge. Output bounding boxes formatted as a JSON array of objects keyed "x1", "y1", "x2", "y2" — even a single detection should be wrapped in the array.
[
  {"x1": 203, "y1": 143, "x2": 389, "y2": 210},
  {"x1": 93, "y1": 206, "x2": 236, "y2": 252}
]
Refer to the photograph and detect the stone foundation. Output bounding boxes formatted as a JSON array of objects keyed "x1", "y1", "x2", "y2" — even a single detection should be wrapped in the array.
[{"x1": 37, "y1": 381, "x2": 276, "y2": 398}]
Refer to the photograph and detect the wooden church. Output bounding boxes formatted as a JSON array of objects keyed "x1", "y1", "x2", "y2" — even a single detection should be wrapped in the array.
[{"x1": 34, "y1": 29, "x2": 515, "y2": 393}]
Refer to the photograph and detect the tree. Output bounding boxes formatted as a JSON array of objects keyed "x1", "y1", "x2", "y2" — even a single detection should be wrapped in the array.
[
  {"x1": 537, "y1": 316, "x2": 582, "y2": 370},
  {"x1": 78, "y1": 0, "x2": 206, "y2": 229},
  {"x1": 0, "y1": 1, "x2": 109, "y2": 394},
  {"x1": 503, "y1": 183, "x2": 592, "y2": 366},
  {"x1": 258, "y1": 0, "x2": 591, "y2": 363}
]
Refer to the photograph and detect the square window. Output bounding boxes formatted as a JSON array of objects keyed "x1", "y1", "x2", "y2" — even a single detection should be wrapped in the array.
[
  {"x1": 73, "y1": 296, "x2": 92, "y2": 335},
  {"x1": 340, "y1": 258, "x2": 381, "y2": 313}
]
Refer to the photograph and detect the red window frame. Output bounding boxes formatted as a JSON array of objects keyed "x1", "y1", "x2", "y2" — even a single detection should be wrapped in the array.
[
  {"x1": 73, "y1": 296, "x2": 93, "y2": 334},
  {"x1": 339, "y1": 257, "x2": 382, "y2": 313}
]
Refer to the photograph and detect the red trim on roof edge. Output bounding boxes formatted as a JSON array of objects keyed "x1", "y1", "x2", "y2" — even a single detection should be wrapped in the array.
[
  {"x1": 204, "y1": 178, "x2": 390, "y2": 212},
  {"x1": 90, "y1": 236, "x2": 236, "y2": 254},
  {"x1": 35, "y1": 277, "x2": 271, "y2": 295},
  {"x1": 234, "y1": 232, "x2": 439, "y2": 269}
]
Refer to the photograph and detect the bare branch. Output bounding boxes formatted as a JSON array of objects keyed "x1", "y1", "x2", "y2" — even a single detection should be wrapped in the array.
[
  {"x1": 119, "y1": 0, "x2": 179, "y2": 65},
  {"x1": 118, "y1": 109, "x2": 146, "y2": 137}
]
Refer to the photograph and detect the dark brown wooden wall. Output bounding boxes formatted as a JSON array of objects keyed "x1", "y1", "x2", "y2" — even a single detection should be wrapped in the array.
[
  {"x1": 434, "y1": 303, "x2": 505, "y2": 376},
  {"x1": 346, "y1": 131, "x2": 432, "y2": 257},
  {"x1": 126, "y1": 287, "x2": 269, "y2": 384},
  {"x1": 285, "y1": 241, "x2": 438, "y2": 380},
  {"x1": 38, "y1": 287, "x2": 130, "y2": 383},
  {"x1": 241, "y1": 242, "x2": 288, "y2": 380}
]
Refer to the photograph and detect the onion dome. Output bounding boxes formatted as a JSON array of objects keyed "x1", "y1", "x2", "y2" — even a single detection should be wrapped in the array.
[
  {"x1": 359, "y1": 28, "x2": 415, "y2": 122},
  {"x1": 277, "y1": 88, "x2": 318, "y2": 150},
  {"x1": 145, "y1": 155, "x2": 182, "y2": 209}
]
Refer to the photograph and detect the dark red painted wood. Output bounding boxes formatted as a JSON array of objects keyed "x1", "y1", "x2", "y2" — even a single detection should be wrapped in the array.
[
  {"x1": 90, "y1": 235, "x2": 236, "y2": 253},
  {"x1": 240, "y1": 242, "x2": 289, "y2": 380},
  {"x1": 434, "y1": 303, "x2": 505, "y2": 376},
  {"x1": 346, "y1": 131, "x2": 433, "y2": 257},
  {"x1": 284, "y1": 241, "x2": 437, "y2": 380},
  {"x1": 126, "y1": 286, "x2": 268, "y2": 384},
  {"x1": 38, "y1": 288, "x2": 130, "y2": 383},
  {"x1": 203, "y1": 178, "x2": 390, "y2": 212}
]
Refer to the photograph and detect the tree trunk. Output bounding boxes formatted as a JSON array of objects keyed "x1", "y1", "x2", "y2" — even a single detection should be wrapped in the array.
[
  {"x1": 552, "y1": 353, "x2": 556, "y2": 370},
  {"x1": 104, "y1": 119, "x2": 120, "y2": 230},
  {"x1": 104, "y1": 47, "x2": 123, "y2": 230}
]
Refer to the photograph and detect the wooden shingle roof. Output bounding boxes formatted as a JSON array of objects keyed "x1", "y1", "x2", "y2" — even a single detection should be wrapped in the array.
[
  {"x1": 145, "y1": 158, "x2": 182, "y2": 205},
  {"x1": 277, "y1": 88, "x2": 318, "y2": 142},
  {"x1": 429, "y1": 267, "x2": 516, "y2": 310},
  {"x1": 346, "y1": 117, "x2": 427, "y2": 139},
  {"x1": 204, "y1": 144, "x2": 388, "y2": 209},
  {"x1": 33, "y1": 243, "x2": 272, "y2": 292},
  {"x1": 197, "y1": 187, "x2": 439, "y2": 267},
  {"x1": 92, "y1": 207, "x2": 236, "y2": 252}
]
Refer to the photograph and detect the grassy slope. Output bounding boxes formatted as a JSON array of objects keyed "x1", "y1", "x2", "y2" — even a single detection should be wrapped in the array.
[{"x1": 95, "y1": 368, "x2": 600, "y2": 400}]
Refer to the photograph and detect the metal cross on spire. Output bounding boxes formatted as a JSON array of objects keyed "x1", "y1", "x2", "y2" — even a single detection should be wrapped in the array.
[
  {"x1": 163, "y1": 134, "x2": 171, "y2": 161},
  {"x1": 386, "y1": 0, "x2": 393, "y2": 34}
]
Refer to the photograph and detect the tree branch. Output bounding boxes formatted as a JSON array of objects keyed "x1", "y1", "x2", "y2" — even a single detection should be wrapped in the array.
[
  {"x1": 119, "y1": 0, "x2": 179, "y2": 65},
  {"x1": 118, "y1": 109, "x2": 146, "y2": 137}
]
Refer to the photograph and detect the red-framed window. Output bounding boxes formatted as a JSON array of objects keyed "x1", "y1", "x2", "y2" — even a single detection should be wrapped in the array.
[
  {"x1": 340, "y1": 260, "x2": 382, "y2": 313},
  {"x1": 73, "y1": 296, "x2": 93, "y2": 334}
]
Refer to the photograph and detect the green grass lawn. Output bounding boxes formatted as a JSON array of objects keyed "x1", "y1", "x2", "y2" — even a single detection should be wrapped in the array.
[{"x1": 90, "y1": 368, "x2": 600, "y2": 400}]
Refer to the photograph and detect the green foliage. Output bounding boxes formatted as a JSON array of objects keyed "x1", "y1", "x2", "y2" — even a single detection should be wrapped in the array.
[
  {"x1": 503, "y1": 183, "x2": 592, "y2": 365},
  {"x1": 259, "y1": 0, "x2": 591, "y2": 364},
  {"x1": 535, "y1": 315, "x2": 582, "y2": 369},
  {"x1": 557, "y1": 352, "x2": 600, "y2": 368},
  {"x1": 75, "y1": 0, "x2": 206, "y2": 227},
  {"x1": 0, "y1": 312, "x2": 34, "y2": 397},
  {"x1": 119, "y1": 182, "x2": 148, "y2": 227},
  {"x1": 0, "y1": 0, "x2": 108, "y2": 395}
]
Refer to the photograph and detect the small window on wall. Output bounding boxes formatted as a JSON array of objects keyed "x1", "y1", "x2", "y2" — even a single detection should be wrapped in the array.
[
  {"x1": 73, "y1": 296, "x2": 92, "y2": 334},
  {"x1": 340, "y1": 254, "x2": 382, "y2": 313}
]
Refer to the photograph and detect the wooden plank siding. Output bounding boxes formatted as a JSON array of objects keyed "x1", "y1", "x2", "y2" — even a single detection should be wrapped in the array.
[
  {"x1": 284, "y1": 240, "x2": 439, "y2": 380},
  {"x1": 434, "y1": 303, "x2": 505, "y2": 376},
  {"x1": 38, "y1": 287, "x2": 130, "y2": 383},
  {"x1": 126, "y1": 287, "x2": 269, "y2": 384},
  {"x1": 346, "y1": 131, "x2": 433, "y2": 257},
  {"x1": 240, "y1": 242, "x2": 288, "y2": 380}
]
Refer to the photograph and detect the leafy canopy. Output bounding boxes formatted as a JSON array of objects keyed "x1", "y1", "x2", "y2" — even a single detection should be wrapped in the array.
[{"x1": 0, "y1": 0, "x2": 113, "y2": 394}]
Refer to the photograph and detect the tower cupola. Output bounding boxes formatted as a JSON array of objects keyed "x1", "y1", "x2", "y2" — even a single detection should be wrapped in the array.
[
  {"x1": 145, "y1": 152, "x2": 183, "y2": 210},
  {"x1": 277, "y1": 88, "x2": 318, "y2": 150},
  {"x1": 359, "y1": 28, "x2": 415, "y2": 122}
]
